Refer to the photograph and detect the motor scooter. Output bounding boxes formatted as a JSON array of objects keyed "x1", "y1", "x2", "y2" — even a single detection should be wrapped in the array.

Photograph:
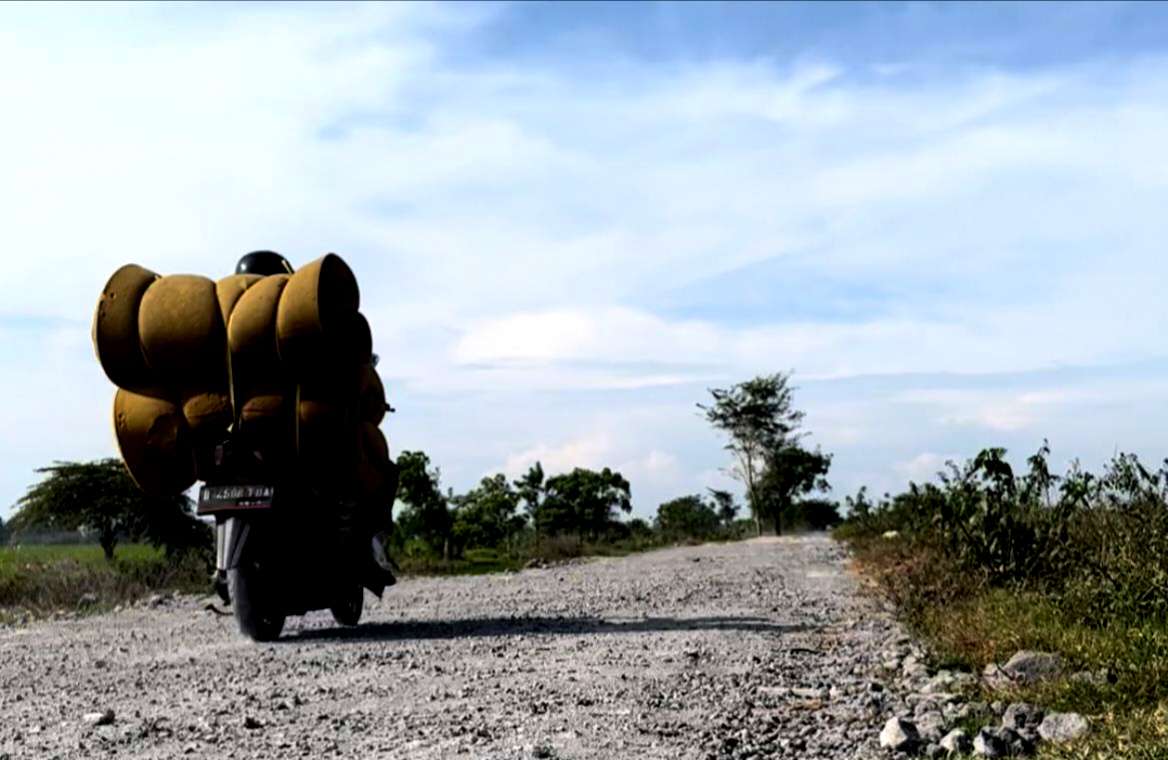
[{"x1": 197, "y1": 433, "x2": 396, "y2": 641}]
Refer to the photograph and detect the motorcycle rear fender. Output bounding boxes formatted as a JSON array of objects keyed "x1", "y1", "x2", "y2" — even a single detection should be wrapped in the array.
[{"x1": 216, "y1": 517, "x2": 253, "y2": 572}]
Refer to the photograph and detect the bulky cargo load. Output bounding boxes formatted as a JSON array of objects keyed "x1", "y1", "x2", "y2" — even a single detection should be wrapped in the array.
[{"x1": 92, "y1": 253, "x2": 392, "y2": 505}]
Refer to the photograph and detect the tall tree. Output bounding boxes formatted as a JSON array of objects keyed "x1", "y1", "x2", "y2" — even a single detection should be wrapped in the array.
[
  {"x1": 0, "y1": 514, "x2": 7, "y2": 545},
  {"x1": 394, "y1": 450, "x2": 453, "y2": 558},
  {"x1": 700, "y1": 373, "x2": 804, "y2": 535},
  {"x1": 8, "y1": 459, "x2": 208, "y2": 560},
  {"x1": 514, "y1": 462, "x2": 545, "y2": 537},
  {"x1": 757, "y1": 446, "x2": 832, "y2": 535},
  {"x1": 541, "y1": 467, "x2": 632, "y2": 539}
]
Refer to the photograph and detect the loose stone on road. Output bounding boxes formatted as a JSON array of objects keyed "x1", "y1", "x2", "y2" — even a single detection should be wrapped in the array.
[{"x1": 0, "y1": 535, "x2": 911, "y2": 759}]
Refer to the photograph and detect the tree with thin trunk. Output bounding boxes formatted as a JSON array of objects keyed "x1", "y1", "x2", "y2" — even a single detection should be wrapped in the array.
[
  {"x1": 699, "y1": 373, "x2": 805, "y2": 536},
  {"x1": 394, "y1": 450, "x2": 453, "y2": 559},
  {"x1": 514, "y1": 461, "x2": 545, "y2": 544},
  {"x1": 8, "y1": 459, "x2": 205, "y2": 560}
]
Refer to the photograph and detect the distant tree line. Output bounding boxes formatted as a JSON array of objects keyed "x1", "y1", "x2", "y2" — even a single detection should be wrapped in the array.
[
  {"x1": 392, "y1": 453, "x2": 644, "y2": 559},
  {"x1": 4, "y1": 372, "x2": 840, "y2": 563}
]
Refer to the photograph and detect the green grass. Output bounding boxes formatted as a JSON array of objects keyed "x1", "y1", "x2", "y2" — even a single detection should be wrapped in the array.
[
  {"x1": 0, "y1": 542, "x2": 160, "y2": 567},
  {"x1": 397, "y1": 546, "x2": 527, "y2": 576},
  {"x1": 922, "y1": 590, "x2": 1168, "y2": 759},
  {"x1": 845, "y1": 533, "x2": 1168, "y2": 759},
  {"x1": 394, "y1": 533, "x2": 682, "y2": 577},
  {"x1": 0, "y1": 543, "x2": 209, "y2": 620}
]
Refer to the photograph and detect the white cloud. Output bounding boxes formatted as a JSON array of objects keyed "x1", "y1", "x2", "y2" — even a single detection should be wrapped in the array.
[
  {"x1": 3, "y1": 5, "x2": 1168, "y2": 518},
  {"x1": 895, "y1": 452, "x2": 956, "y2": 484},
  {"x1": 502, "y1": 432, "x2": 616, "y2": 479}
]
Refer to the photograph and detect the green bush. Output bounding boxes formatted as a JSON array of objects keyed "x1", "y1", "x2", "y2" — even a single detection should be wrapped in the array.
[{"x1": 837, "y1": 442, "x2": 1168, "y2": 625}]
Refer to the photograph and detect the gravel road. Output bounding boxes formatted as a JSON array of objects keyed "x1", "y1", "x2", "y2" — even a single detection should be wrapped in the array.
[{"x1": 0, "y1": 535, "x2": 910, "y2": 759}]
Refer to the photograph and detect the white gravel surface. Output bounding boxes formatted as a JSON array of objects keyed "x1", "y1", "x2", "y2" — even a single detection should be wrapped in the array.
[{"x1": 0, "y1": 535, "x2": 908, "y2": 759}]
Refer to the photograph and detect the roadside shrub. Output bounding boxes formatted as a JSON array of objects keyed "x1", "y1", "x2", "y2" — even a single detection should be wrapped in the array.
[
  {"x1": 837, "y1": 442, "x2": 1168, "y2": 626},
  {"x1": 786, "y1": 498, "x2": 843, "y2": 531},
  {"x1": 656, "y1": 495, "x2": 721, "y2": 541},
  {"x1": 0, "y1": 543, "x2": 208, "y2": 615}
]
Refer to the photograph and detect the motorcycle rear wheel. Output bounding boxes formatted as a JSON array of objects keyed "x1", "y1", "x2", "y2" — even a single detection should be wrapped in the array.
[
  {"x1": 228, "y1": 562, "x2": 286, "y2": 642},
  {"x1": 329, "y1": 584, "x2": 364, "y2": 627}
]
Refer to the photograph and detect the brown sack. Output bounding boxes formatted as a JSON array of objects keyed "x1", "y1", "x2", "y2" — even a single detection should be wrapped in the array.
[
  {"x1": 182, "y1": 391, "x2": 232, "y2": 433},
  {"x1": 349, "y1": 312, "x2": 373, "y2": 367},
  {"x1": 113, "y1": 389, "x2": 196, "y2": 496},
  {"x1": 299, "y1": 397, "x2": 346, "y2": 433},
  {"x1": 227, "y1": 274, "x2": 289, "y2": 364},
  {"x1": 357, "y1": 422, "x2": 390, "y2": 499},
  {"x1": 297, "y1": 396, "x2": 354, "y2": 451},
  {"x1": 296, "y1": 395, "x2": 359, "y2": 488},
  {"x1": 138, "y1": 274, "x2": 225, "y2": 389},
  {"x1": 276, "y1": 254, "x2": 359, "y2": 375},
  {"x1": 227, "y1": 274, "x2": 290, "y2": 406},
  {"x1": 358, "y1": 364, "x2": 386, "y2": 424},
  {"x1": 92, "y1": 264, "x2": 160, "y2": 394},
  {"x1": 215, "y1": 273, "x2": 264, "y2": 326},
  {"x1": 241, "y1": 393, "x2": 287, "y2": 422}
]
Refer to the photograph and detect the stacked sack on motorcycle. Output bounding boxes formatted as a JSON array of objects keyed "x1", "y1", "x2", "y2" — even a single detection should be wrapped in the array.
[{"x1": 92, "y1": 254, "x2": 393, "y2": 504}]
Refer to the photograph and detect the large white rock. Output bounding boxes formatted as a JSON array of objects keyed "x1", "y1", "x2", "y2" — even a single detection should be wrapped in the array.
[
  {"x1": 880, "y1": 716, "x2": 919, "y2": 752},
  {"x1": 940, "y1": 728, "x2": 972, "y2": 754},
  {"x1": 972, "y1": 727, "x2": 1007, "y2": 758},
  {"x1": 916, "y1": 712, "x2": 947, "y2": 743},
  {"x1": 1001, "y1": 650, "x2": 1063, "y2": 684},
  {"x1": 1001, "y1": 702, "x2": 1044, "y2": 731},
  {"x1": 82, "y1": 709, "x2": 115, "y2": 726},
  {"x1": 1038, "y1": 712, "x2": 1090, "y2": 743}
]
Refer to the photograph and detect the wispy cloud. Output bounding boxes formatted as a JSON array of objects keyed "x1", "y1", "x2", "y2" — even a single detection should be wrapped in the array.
[{"x1": 2, "y1": 3, "x2": 1168, "y2": 517}]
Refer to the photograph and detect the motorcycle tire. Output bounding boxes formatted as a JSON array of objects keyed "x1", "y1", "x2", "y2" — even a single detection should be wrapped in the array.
[
  {"x1": 228, "y1": 562, "x2": 286, "y2": 642},
  {"x1": 329, "y1": 584, "x2": 363, "y2": 627}
]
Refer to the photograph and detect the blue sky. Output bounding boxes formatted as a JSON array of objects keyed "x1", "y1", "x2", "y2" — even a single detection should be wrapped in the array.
[{"x1": 2, "y1": 2, "x2": 1168, "y2": 520}]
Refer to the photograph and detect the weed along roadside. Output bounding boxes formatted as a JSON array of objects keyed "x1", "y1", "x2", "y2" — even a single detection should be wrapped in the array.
[
  {"x1": 836, "y1": 443, "x2": 1168, "y2": 758},
  {"x1": 0, "y1": 544, "x2": 208, "y2": 622}
]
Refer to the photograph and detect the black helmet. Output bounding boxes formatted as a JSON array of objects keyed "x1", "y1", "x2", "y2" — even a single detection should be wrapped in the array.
[{"x1": 236, "y1": 250, "x2": 294, "y2": 276}]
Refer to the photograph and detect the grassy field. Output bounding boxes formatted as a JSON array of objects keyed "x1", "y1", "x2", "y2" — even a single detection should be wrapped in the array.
[
  {"x1": 0, "y1": 543, "x2": 161, "y2": 567},
  {"x1": 0, "y1": 543, "x2": 208, "y2": 619},
  {"x1": 0, "y1": 533, "x2": 681, "y2": 619},
  {"x1": 393, "y1": 533, "x2": 695, "y2": 577},
  {"x1": 846, "y1": 533, "x2": 1168, "y2": 759}
]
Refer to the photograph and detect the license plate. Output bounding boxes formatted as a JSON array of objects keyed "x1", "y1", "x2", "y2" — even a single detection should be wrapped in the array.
[{"x1": 198, "y1": 484, "x2": 275, "y2": 513}]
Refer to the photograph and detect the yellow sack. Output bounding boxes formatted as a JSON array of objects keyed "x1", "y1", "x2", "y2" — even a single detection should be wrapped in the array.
[
  {"x1": 358, "y1": 363, "x2": 386, "y2": 424},
  {"x1": 299, "y1": 397, "x2": 346, "y2": 433},
  {"x1": 215, "y1": 273, "x2": 263, "y2": 326},
  {"x1": 227, "y1": 274, "x2": 288, "y2": 364},
  {"x1": 113, "y1": 389, "x2": 196, "y2": 496},
  {"x1": 349, "y1": 312, "x2": 373, "y2": 367},
  {"x1": 276, "y1": 254, "x2": 359, "y2": 375},
  {"x1": 227, "y1": 274, "x2": 290, "y2": 402},
  {"x1": 357, "y1": 422, "x2": 390, "y2": 498},
  {"x1": 92, "y1": 264, "x2": 160, "y2": 395},
  {"x1": 182, "y1": 391, "x2": 232, "y2": 433},
  {"x1": 138, "y1": 274, "x2": 225, "y2": 390},
  {"x1": 240, "y1": 393, "x2": 287, "y2": 422},
  {"x1": 295, "y1": 394, "x2": 357, "y2": 486}
]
